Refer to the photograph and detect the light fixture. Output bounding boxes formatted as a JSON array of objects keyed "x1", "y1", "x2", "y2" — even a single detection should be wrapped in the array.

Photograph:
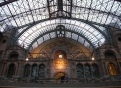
[
  {"x1": 92, "y1": 57, "x2": 95, "y2": 60},
  {"x1": 59, "y1": 54, "x2": 62, "y2": 58},
  {"x1": 26, "y1": 58, "x2": 28, "y2": 61}
]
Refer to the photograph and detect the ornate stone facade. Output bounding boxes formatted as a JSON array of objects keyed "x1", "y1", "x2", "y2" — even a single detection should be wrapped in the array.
[{"x1": 0, "y1": 28, "x2": 121, "y2": 81}]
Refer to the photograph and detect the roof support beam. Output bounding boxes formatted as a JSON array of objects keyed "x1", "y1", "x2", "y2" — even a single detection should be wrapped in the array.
[
  {"x1": 47, "y1": 0, "x2": 51, "y2": 18},
  {"x1": 12, "y1": 18, "x2": 112, "y2": 46},
  {"x1": 27, "y1": 29, "x2": 95, "y2": 52},
  {"x1": 0, "y1": 0, "x2": 18, "y2": 7}
]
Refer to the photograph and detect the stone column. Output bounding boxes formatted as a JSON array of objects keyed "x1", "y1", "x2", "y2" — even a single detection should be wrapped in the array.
[
  {"x1": 36, "y1": 65, "x2": 39, "y2": 76},
  {"x1": 17, "y1": 63, "x2": 20, "y2": 76},
  {"x1": 118, "y1": 62, "x2": 121, "y2": 74},
  {"x1": 83, "y1": 64, "x2": 85, "y2": 78},
  {"x1": 117, "y1": 62, "x2": 121, "y2": 74},
  {"x1": 15, "y1": 63, "x2": 18, "y2": 76},
  {"x1": 14, "y1": 66, "x2": 16, "y2": 77},
  {"x1": 90, "y1": 65, "x2": 93, "y2": 78},
  {"x1": 0, "y1": 62, "x2": 4, "y2": 76},
  {"x1": 2, "y1": 62, "x2": 7, "y2": 76},
  {"x1": 102, "y1": 62, "x2": 106, "y2": 75},
  {"x1": 30, "y1": 65, "x2": 32, "y2": 78},
  {"x1": 105, "y1": 62, "x2": 109, "y2": 75},
  {"x1": 5, "y1": 66, "x2": 9, "y2": 76}
]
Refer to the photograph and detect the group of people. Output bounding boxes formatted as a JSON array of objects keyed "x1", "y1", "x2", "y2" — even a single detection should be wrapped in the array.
[{"x1": 60, "y1": 75, "x2": 69, "y2": 83}]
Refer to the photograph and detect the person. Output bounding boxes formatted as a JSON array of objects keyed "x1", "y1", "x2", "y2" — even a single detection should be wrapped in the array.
[
  {"x1": 65, "y1": 76, "x2": 69, "y2": 83},
  {"x1": 35, "y1": 75, "x2": 39, "y2": 83},
  {"x1": 61, "y1": 76, "x2": 65, "y2": 83}
]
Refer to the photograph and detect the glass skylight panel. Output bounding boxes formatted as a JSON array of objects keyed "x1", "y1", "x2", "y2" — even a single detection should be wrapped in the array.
[
  {"x1": 66, "y1": 32, "x2": 71, "y2": 38},
  {"x1": 50, "y1": 32, "x2": 56, "y2": 38},
  {"x1": 32, "y1": 42, "x2": 38, "y2": 49},
  {"x1": 37, "y1": 37, "x2": 43, "y2": 45},
  {"x1": 84, "y1": 41, "x2": 90, "y2": 48},
  {"x1": 43, "y1": 34, "x2": 50, "y2": 41},
  {"x1": 15, "y1": 19, "x2": 105, "y2": 49},
  {"x1": 78, "y1": 36, "x2": 84, "y2": 44},
  {"x1": 72, "y1": 33, "x2": 78, "y2": 40}
]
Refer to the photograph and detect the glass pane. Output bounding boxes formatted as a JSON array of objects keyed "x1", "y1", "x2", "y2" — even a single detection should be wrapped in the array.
[
  {"x1": 39, "y1": 64, "x2": 45, "y2": 79},
  {"x1": 92, "y1": 64, "x2": 99, "y2": 78},
  {"x1": 31, "y1": 64, "x2": 37, "y2": 77},
  {"x1": 84, "y1": 64, "x2": 91, "y2": 78},
  {"x1": 77, "y1": 64, "x2": 84, "y2": 78},
  {"x1": 24, "y1": 64, "x2": 30, "y2": 78}
]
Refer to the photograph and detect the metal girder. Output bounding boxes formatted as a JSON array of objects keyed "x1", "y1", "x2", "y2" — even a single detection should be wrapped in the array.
[
  {"x1": 1, "y1": 5, "x2": 120, "y2": 23},
  {"x1": 70, "y1": 0, "x2": 72, "y2": 18},
  {"x1": 58, "y1": 0, "x2": 63, "y2": 11},
  {"x1": 47, "y1": 0, "x2": 51, "y2": 18},
  {"x1": 12, "y1": 18, "x2": 112, "y2": 47},
  {"x1": 115, "y1": 0, "x2": 121, "y2": 2},
  {"x1": 11, "y1": 19, "x2": 48, "y2": 45},
  {"x1": 0, "y1": 0, "x2": 19, "y2": 7},
  {"x1": 27, "y1": 28, "x2": 95, "y2": 52}
]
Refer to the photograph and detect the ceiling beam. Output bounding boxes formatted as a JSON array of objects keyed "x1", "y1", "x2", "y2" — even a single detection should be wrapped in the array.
[
  {"x1": 0, "y1": 0, "x2": 18, "y2": 7},
  {"x1": 27, "y1": 29, "x2": 95, "y2": 52}
]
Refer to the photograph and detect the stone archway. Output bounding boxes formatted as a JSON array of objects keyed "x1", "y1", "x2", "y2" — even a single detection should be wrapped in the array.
[{"x1": 54, "y1": 72, "x2": 66, "y2": 83}]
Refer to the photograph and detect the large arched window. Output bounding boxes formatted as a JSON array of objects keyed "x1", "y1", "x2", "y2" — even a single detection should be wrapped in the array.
[
  {"x1": 38, "y1": 64, "x2": 45, "y2": 79},
  {"x1": 104, "y1": 50, "x2": 116, "y2": 60},
  {"x1": 24, "y1": 64, "x2": 30, "y2": 78},
  {"x1": 84, "y1": 64, "x2": 91, "y2": 78},
  {"x1": 108, "y1": 63, "x2": 117, "y2": 76},
  {"x1": 92, "y1": 64, "x2": 99, "y2": 78},
  {"x1": 76, "y1": 64, "x2": 84, "y2": 78},
  {"x1": 7, "y1": 64, "x2": 15, "y2": 78},
  {"x1": 31, "y1": 64, "x2": 37, "y2": 77},
  {"x1": 9, "y1": 52, "x2": 18, "y2": 60}
]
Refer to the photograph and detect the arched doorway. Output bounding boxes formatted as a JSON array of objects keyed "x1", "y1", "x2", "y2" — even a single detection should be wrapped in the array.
[
  {"x1": 108, "y1": 63, "x2": 117, "y2": 76},
  {"x1": 54, "y1": 72, "x2": 66, "y2": 83},
  {"x1": 7, "y1": 64, "x2": 15, "y2": 78}
]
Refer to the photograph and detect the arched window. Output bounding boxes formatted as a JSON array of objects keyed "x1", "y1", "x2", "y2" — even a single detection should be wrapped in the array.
[
  {"x1": 76, "y1": 64, "x2": 84, "y2": 78},
  {"x1": 7, "y1": 64, "x2": 15, "y2": 78},
  {"x1": 92, "y1": 64, "x2": 99, "y2": 78},
  {"x1": 38, "y1": 64, "x2": 45, "y2": 79},
  {"x1": 24, "y1": 64, "x2": 30, "y2": 78},
  {"x1": 84, "y1": 64, "x2": 91, "y2": 78},
  {"x1": 9, "y1": 52, "x2": 18, "y2": 59},
  {"x1": 108, "y1": 63, "x2": 117, "y2": 76},
  {"x1": 31, "y1": 64, "x2": 37, "y2": 77},
  {"x1": 104, "y1": 50, "x2": 116, "y2": 60}
]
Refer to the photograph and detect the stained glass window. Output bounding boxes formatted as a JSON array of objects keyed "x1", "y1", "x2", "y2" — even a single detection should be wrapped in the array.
[
  {"x1": 24, "y1": 64, "x2": 30, "y2": 78},
  {"x1": 84, "y1": 64, "x2": 91, "y2": 78},
  {"x1": 77, "y1": 64, "x2": 84, "y2": 78},
  {"x1": 92, "y1": 64, "x2": 99, "y2": 78},
  {"x1": 31, "y1": 64, "x2": 37, "y2": 77},
  {"x1": 38, "y1": 64, "x2": 45, "y2": 79}
]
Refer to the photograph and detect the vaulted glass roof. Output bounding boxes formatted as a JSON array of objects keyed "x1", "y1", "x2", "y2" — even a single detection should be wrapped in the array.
[
  {"x1": 0, "y1": 0, "x2": 121, "y2": 50},
  {"x1": 14, "y1": 19, "x2": 105, "y2": 50}
]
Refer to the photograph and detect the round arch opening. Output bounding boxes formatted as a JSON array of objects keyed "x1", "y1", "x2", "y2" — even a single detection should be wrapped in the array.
[{"x1": 54, "y1": 72, "x2": 66, "y2": 80}]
